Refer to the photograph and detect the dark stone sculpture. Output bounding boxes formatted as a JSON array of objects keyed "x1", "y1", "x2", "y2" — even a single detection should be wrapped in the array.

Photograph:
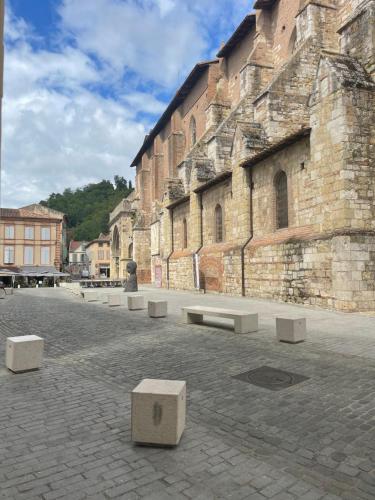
[{"x1": 124, "y1": 260, "x2": 138, "y2": 292}]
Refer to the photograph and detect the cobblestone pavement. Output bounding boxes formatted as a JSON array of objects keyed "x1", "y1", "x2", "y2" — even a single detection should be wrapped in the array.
[{"x1": 1, "y1": 288, "x2": 375, "y2": 500}]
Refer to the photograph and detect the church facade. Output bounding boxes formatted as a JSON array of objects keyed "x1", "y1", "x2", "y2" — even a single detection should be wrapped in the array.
[{"x1": 111, "y1": 0, "x2": 375, "y2": 312}]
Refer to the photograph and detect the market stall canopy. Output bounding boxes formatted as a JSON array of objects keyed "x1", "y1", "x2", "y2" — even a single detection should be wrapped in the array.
[
  {"x1": 20, "y1": 266, "x2": 70, "y2": 277},
  {"x1": 0, "y1": 268, "x2": 21, "y2": 276}
]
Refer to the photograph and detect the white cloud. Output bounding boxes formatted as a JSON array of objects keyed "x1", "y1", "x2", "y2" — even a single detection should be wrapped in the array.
[
  {"x1": 2, "y1": 0, "x2": 252, "y2": 207},
  {"x1": 59, "y1": 0, "x2": 207, "y2": 88},
  {"x1": 1, "y1": 4, "x2": 158, "y2": 207}
]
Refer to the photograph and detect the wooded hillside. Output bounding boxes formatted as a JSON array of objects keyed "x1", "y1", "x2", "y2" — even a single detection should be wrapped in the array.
[{"x1": 41, "y1": 176, "x2": 133, "y2": 241}]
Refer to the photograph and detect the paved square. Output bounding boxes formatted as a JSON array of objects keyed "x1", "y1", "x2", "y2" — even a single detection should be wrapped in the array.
[{"x1": 1, "y1": 287, "x2": 375, "y2": 499}]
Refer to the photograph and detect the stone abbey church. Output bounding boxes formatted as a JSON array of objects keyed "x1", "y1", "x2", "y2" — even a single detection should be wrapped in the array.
[{"x1": 110, "y1": 0, "x2": 375, "y2": 312}]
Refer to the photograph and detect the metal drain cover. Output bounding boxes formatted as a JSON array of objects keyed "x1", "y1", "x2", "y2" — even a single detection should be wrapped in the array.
[{"x1": 233, "y1": 366, "x2": 309, "y2": 391}]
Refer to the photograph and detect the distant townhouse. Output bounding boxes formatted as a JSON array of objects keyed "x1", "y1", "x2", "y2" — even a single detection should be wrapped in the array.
[
  {"x1": 0, "y1": 204, "x2": 67, "y2": 276},
  {"x1": 86, "y1": 234, "x2": 110, "y2": 279},
  {"x1": 68, "y1": 240, "x2": 89, "y2": 278}
]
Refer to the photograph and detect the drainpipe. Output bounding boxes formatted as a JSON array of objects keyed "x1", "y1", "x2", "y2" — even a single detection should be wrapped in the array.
[
  {"x1": 241, "y1": 168, "x2": 254, "y2": 297},
  {"x1": 193, "y1": 192, "x2": 204, "y2": 291},
  {"x1": 166, "y1": 208, "x2": 174, "y2": 289}
]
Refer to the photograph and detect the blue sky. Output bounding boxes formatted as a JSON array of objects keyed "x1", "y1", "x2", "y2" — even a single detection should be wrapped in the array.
[{"x1": 2, "y1": 0, "x2": 253, "y2": 207}]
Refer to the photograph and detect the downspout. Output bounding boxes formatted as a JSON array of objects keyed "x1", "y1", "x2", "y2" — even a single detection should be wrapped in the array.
[
  {"x1": 166, "y1": 208, "x2": 174, "y2": 289},
  {"x1": 194, "y1": 192, "x2": 204, "y2": 290},
  {"x1": 241, "y1": 168, "x2": 254, "y2": 297}
]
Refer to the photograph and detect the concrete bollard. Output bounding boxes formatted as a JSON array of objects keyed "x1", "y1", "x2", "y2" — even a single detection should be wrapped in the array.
[
  {"x1": 128, "y1": 295, "x2": 145, "y2": 311},
  {"x1": 131, "y1": 379, "x2": 186, "y2": 446},
  {"x1": 6, "y1": 335, "x2": 44, "y2": 373},
  {"x1": 276, "y1": 318, "x2": 306, "y2": 344},
  {"x1": 108, "y1": 294, "x2": 125, "y2": 307},
  {"x1": 148, "y1": 300, "x2": 167, "y2": 318}
]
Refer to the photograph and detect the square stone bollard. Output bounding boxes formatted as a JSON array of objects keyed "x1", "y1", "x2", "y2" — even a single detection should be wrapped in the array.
[
  {"x1": 100, "y1": 293, "x2": 110, "y2": 304},
  {"x1": 131, "y1": 379, "x2": 186, "y2": 446},
  {"x1": 148, "y1": 301, "x2": 167, "y2": 318},
  {"x1": 128, "y1": 295, "x2": 145, "y2": 311},
  {"x1": 6, "y1": 335, "x2": 44, "y2": 373},
  {"x1": 276, "y1": 318, "x2": 306, "y2": 344},
  {"x1": 108, "y1": 294, "x2": 125, "y2": 307},
  {"x1": 84, "y1": 291, "x2": 98, "y2": 302}
]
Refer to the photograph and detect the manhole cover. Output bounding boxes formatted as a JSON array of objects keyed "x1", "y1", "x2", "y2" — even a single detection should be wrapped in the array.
[{"x1": 233, "y1": 366, "x2": 309, "y2": 391}]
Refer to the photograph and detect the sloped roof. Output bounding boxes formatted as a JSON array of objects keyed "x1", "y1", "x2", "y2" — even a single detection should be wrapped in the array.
[
  {"x1": 69, "y1": 241, "x2": 87, "y2": 252},
  {"x1": 241, "y1": 128, "x2": 311, "y2": 168},
  {"x1": 1, "y1": 204, "x2": 65, "y2": 220},
  {"x1": 323, "y1": 52, "x2": 375, "y2": 90},
  {"x1": 254, "y1": 0, "x2": 277, "y2": 8},
  {"x1": 130, "y1": 60, "x2": 219, "y2": 167},
  {"x1": 217, "y1": 14, "x2": 256, "y2": 58},
  {"x1": 1, "y1": 207, "x2": 54, "y2": 219},
  {"x1": 86, "y1": 234, "x2": 110, "y2": 248}
]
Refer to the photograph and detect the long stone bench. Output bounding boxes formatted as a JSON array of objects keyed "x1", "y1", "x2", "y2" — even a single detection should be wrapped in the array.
[{"x1": 182, "y1": 306, "x2": 258, "y2": 334}]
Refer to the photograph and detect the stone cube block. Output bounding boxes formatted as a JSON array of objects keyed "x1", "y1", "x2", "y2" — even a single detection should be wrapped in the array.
[
  {"x1": 6, "y1": 335, "x2": 44, "y2": 373},
  {"x1": 100, "y1": 293, "x2": 110, "y2": 304},
  {"x1": 148, "y1": 301, "x2": 167, "y2": 318},
  {"x1": 131, "y1": 379, "x2": 186, "y2": 446},
  {"x1": 84, "y1": 291, "x2": 98, "y2": 302},
  {"x1": 108, "y1": 294, "x2": 125, "y2": 307},
  {"x1": 128, "y1": 295, "x2": 145, "y2": 311},
  {"x1": 276, "y1": 318, "x2": 306, "y2": 344}
]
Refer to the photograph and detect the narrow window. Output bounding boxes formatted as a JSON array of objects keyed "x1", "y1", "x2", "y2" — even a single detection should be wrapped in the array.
[
  {"x1": 41, "y1": 247, "x2": 50, "y2": 265},
  {"x1": 24, "y1": 246, "x2": 34, "y2": 265},
  {"x1": 215, "y1": 204, "x2": 223, "y2": 243},
  {"x1": 190, "y1": 116, "x2": 197, "y2": 147},
  {"x1": 183, "y1": 218, "x2": 188, "y2": 249},
  {"x1": 41, "y1": 227, "x2": 51, "y2": 240},
  {"x1": 4, "y1": 246, "x2": 15, "y2": 264},
  {"x1": 275, "y1": 171, "x2": 288, "y2": 229},
  {"x1": 5, "y1": 226, "x2": 14, "y2": 239},
  {"x1": 25, "y1": 226, "x2": 34, "y2": 240},
  {"x1": 128, "y1": 243, "x2": 133, "y2": 259}
]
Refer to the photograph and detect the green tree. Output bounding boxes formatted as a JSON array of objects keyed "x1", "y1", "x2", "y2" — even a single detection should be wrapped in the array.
[{"x1": 40, "y1": 177, "x2": 134, "y2": 242}]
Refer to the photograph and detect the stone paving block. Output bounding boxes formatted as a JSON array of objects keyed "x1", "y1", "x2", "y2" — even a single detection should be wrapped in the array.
[
  {"x1": 131, "y1": 379, "x2": 186, "y2": 446},
  {"x1": 148, "y1": 301, "x2": 167, "y2": 318},
  {"x1": 276, "y1": 317, "x2": 306, "y2": 344},
  {"x1": 128, "y1": 295, "x2": 145, "y2": 311},
  {"x1": 5, "y1": 335, "x2": 44, "y2": 373}
]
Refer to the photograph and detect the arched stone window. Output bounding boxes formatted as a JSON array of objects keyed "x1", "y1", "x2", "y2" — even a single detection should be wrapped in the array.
[
  {"x1": 190, "y1": 116, "x2": 197, "y2": 147},
  {"x1": 275, "y1": 171, "x2": 288, "y2": 229},
  {"x1": 183, "y1": 218, "x2": 188, "y2": 249},
  {"x1": 215, "y1": 204, "x2": 223, "y2": 243},
  {"x1": 128, "y1": 242, "x2": 133, "y2": 259}
]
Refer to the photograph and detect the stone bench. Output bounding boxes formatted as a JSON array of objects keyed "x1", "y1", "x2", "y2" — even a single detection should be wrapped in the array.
[
  {"x1": 276, "y1": 317, "x2": 306, "y2": 344},
  {"x1": 148, "y1": 300, "x2": 167, "y2": 318},
  {"x1": 131, "y1": 379, "x2": 186, "y2": 446},
  {"x1": 182, "y1": 306, "x2": 258, "y2": 334},
  {"x1": 6, "y1": 335, "x2": 44, "y2": 373}
]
